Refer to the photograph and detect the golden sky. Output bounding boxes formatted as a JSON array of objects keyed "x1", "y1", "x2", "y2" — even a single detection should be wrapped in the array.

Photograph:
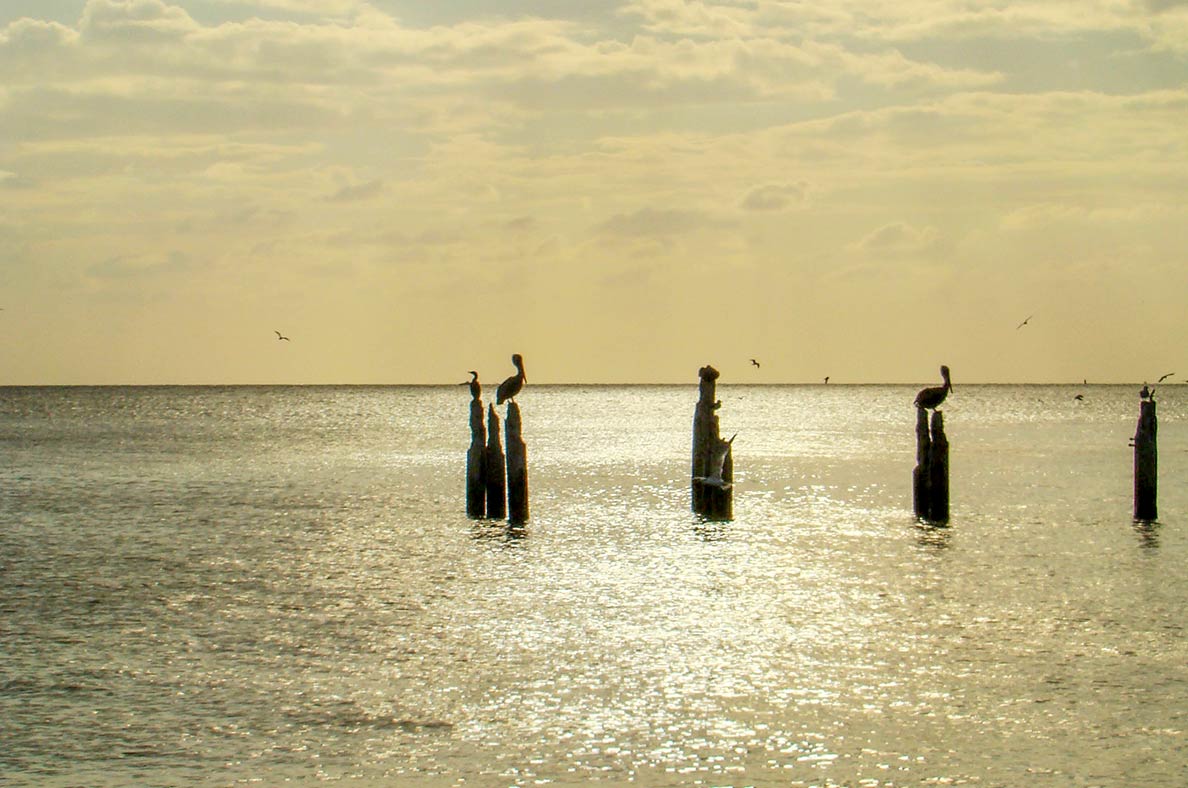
[{"x1": 2, "y1": 0, "x2": 1186, "y2": 384}]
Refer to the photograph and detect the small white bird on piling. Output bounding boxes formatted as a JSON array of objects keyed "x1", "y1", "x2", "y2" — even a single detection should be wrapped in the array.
[
  {"x1": 914, "y1": 365, "x2": 953, "y2": 411},
  {"x1": 496, "y1": 354, "x2": 526, "y2": 404},
  {"x1": 694, "y1": 433, "x2": 736, "y2": 490}
]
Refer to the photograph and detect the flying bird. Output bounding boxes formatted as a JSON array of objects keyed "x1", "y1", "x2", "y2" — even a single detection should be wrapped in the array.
[
  {"x1": 1074, "y1": 394, "x2": 1085, "y2": 401},
  {"x1": 496, "y1": 354, "x2": 526, "y2": 405},
  {"x1": 694, "y1": 433, "x2": 736, "y2": 490},
  {"x1": 750, "y1": 358, "x2": 761, "y2": 369},
  {"x1": 914, "y1": 365, "x2": 953, "y2": 411},
  {"x1": 274, "y1": 331, "x2": 290, "y2": 341},
  {"x1": 465, "y1": 371, "x2": 481, "y2": 400},
  {"x1": 1016, "y1": 315, "x2": 1033, "y2": 329},
  {"x1": 1157, "y1": 372, "x2": 1175, "y2": 383}
]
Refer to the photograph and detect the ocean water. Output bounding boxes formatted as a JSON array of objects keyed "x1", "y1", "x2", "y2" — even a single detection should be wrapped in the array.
[{"x1": 1, "y1": 384, "x2": 1185, "y2": 787}]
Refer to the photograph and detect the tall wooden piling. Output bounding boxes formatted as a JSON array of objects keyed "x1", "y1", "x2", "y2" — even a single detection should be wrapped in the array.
[
  {"x1": 466, "y1": 397, "x2": 486, "y2": 518},
  {"x1": 913, "y1": 407, "x2": 949, "y2": 524},
  {"x1": 912, "y1": 407, "x2": 931, "y2": 519},
  {"x1": 927, "y1": 411, "x2": 950, "y2": 523},
  {"x1": 505, "y1": 402, "x2": 529, "y2": 525},
  {"x1": 485, "y1": 404, "x2": 506, "y2": 520},
  {"x1": 1134, "y1": 399, "x2": 1157, "y2": 521},
  {"x1": 692, "y1": 365, "x2": 733, "y2": 520}
]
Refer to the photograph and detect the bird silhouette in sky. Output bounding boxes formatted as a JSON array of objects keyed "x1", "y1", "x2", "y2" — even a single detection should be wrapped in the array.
[
  {"x1": 274, "y1": 331, "x2": 290, "y2": 341},
  {"x1": 750, "y1": 358, "x2": 761, "y2": 369},
  {"x1": 1157, "y1": 372, "x2": 1175, "y2": 383},
  {"x1": 1016, "y1": 315, "x2": 1033, "y2": 329}
]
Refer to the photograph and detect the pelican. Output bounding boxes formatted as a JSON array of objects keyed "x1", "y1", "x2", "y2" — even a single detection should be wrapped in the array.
[
  {"x1": 496, "y1": 354, "x2": 526, "y2": 404},
  {"x1": 914, "y1": 365, "x2": 953, "y2": 411},
  {"x1": 274, "y1": 330, "x2": 290, "y2": 341},
  {"x1": 1016, "y1": 315, "x2": 1032, "y2": 329},
  {"x1": 465, "y1": 371, "x2": 481, "y2": 400},
  {"x1": 750, "y1": 358, "x2": 761, "y2": 369},
  {"x1": 694, "y1": 433, "x2": 736, "y2": 490}
]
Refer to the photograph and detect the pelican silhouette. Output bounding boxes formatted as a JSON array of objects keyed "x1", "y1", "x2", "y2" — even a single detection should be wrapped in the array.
[
  {"x1": 750, "y1": 358, "x2": 761, "y2": 369},
  {"x1": 496, "y1": 354, "x2": 526, "y2": 404},
  {"x1": 914, "y1": 365, "x2": 953, "y2": 411},
  {"x1": 274, "y1": 331, "x2": 290, "y2": 341},
  {"x1": 465, "y1": 371, "x2": 481, "y2": 400},
  {"x1": 694, "y1": 433, "x2": 736, "y2": 490}
]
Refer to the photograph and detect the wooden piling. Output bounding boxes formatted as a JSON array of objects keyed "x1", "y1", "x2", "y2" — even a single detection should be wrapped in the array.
[
  {"x1": 1134, "y1": 399, "x2": 1157, "y2": 522},
  {"x1": 485, "y1": 404, "x2": 506, "y2": 520},
  {"x1": 691, "y1": 365, "x2": 733, "y2": 520},
  {"x1": 505, "y1": 402, "x2": 529, "y2": 525},
  {"x1": 912, "y1": 407, "x2": 931, "y2": 519},
  {"x1": 466, "y1": 397, "x2": 486, "y2": 518},
  {"x1": 927, "y1": 410, "x2": 950, "y2": 524}
]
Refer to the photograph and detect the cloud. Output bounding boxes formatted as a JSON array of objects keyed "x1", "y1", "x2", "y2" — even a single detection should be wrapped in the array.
[
  {"x1": 326, "y1": 179, "x2": 384, "y2": 202},
  {"x1": 740, "y1": 182, "x2": 811, "y2": 212},
  {"x1": 853, "y1": 222, "x2": 941, "y2": 255},
  {"x1": 595, "y1": 207, "x2": 719, "y2": 239}
]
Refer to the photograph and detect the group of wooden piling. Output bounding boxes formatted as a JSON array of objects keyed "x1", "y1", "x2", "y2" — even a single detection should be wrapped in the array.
[
  {"x1": 464, "y1": 369, "x2": 1161, "y2": 526},
  {"x1": 466, "y1": 394, "x2": 528, "y2": 525}
]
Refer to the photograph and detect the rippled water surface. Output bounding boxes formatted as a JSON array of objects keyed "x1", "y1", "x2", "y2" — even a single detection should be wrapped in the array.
[{"x1": 2, "y1": 385, "x2": 1186, "y2": 786}]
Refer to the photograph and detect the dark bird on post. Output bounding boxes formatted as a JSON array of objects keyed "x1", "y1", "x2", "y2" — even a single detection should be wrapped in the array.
[
  {"x1": 1140, "y1": 383, "x2": 1152, "y2": 401},
  {"x1": 750, "y1": 358, "x2": 760, "y2": 369},
  {"x1": 914, "y1": 365, "x2": 953, "y2": 411},
  {"x1": 465, "y1": 371, "x2": 481, "y2": 400},
  {"x1": 274, "y1": 330, "x2": 290, "y2": 341},
  {"x1": 824, "y1": 376, "x2": 830, "y2": 384},
  {"x1": 1016, "y1": 315, "x2": 1032, "y2": 329},
  {"x1": 496, "y1": 354, "x2": 526, "y2": 404}
]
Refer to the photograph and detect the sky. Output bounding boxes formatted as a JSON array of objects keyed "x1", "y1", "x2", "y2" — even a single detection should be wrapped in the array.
[{"x1": 1, "y1": 0, "x2": 1186, "y2": 384}]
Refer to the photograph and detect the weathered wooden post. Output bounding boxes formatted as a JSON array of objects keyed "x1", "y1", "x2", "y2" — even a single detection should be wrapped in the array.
[
  {"x1": 466, "y1": 396, "x2": 486, "y2": 518},
  {"x1": 912, "y1": 406, "x2": 931, "y2": 519},
  {"x1": 691, "y1": 365, "x2": 733, "y2": 520},
  {"x1": 1134, "y1": 399, "x2": 1157, "y2": 521},
  {"x1": 927, "y1": 410, "x2": 950, "y2": 523},
  {"x1": 485, "y1": 404, "x2": 506, "y2": 520},
  {"x1": 505, "y1": 402, "x2": 529, "y2": 525}
]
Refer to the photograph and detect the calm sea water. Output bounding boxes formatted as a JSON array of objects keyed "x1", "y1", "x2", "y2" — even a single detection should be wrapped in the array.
[{"x1": 1, "y1": 384, "x2": 1185, "y2": 787}]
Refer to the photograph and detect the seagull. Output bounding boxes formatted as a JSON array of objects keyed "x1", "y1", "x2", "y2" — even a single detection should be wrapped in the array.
[
  {"x1": 496, "y1": 354, "x2": 526, "y2": 404},
  {"x1": 1016, "y1": 315, "x2": 1033, "y2": 329},
  {"x1": 465, "y1": 371, "x2": 481, "y2": 400},
  {"x1": 274, "y1": 331, "x2": 290, "y2": 341},
  {"x1": 750, "y1": 358, "x2": 761, "y2": 369},
  {"x1": 694, "y1": 433, "x2": 736, "y2": 490},
  {"x1": 1157, "y1": 372, "x2": 1175, "y2": 383},
  {"x1": 914, "y1": 365, "x2": 953, "y2": 411}
]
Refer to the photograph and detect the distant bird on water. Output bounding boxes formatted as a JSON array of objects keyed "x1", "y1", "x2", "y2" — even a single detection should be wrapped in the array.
[
  {"x1": 1016, "y1": 315, "x2": 1033, "y2": 329},
  {"x1": 496, "y1": 354, "x2": 526, "y2": 404},
  {"x1": 750, "y1": 358, "x2": 761, "y2": 369},
  {"x1": 465, "y1": 371, "x2": 481, "y2": 400},
  {"x1": 274, "y1": 330, "x2": 290, "y2": 341},
  {"x1": 914, "y1": 365, "x2": 953, "y2": 411}
]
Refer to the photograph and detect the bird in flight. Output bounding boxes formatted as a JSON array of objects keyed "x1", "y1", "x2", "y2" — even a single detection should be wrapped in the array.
[
  {"x1": 1016, "y1": 315, "x2": 1033, "y2": 329},
  {"x1": 1157, "y1": 372, "x2": 1175, "y2": 383},
  {"x1": 750, "y1": 358, "x2": 761, "y2": 369},
  {"x1": 275, "y1": 331, "x2": 290, "y2": 341}
]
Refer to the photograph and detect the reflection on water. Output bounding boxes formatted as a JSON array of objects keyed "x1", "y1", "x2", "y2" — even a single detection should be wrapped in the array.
[{"x1": 0, "y1": 385, "x2": 1185, "y2": 786}]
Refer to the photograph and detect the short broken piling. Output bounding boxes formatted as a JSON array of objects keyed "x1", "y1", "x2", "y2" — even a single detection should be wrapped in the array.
[
  {"x1": 913, "y1": 407, "x2": 949, "y2": 524},
  {"x1": 1134, "y1": 399, "x2": 1157, "y2": 521},
  {"x1": 466, "y1": 397, "x2": 486, "y2": 518},
  {"x1": 505, "y1": 402, "x2": 529, "y2": 525},
  {"x1": 692, "y1": 365, "x2": 733, "y2": 521},
  {"x1": 485, "y1": 404, "x2": 506, "y2": 520}
]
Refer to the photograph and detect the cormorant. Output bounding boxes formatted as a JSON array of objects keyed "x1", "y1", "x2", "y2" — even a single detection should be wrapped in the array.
[
  {"x1": 496, "y1": 354, "x2": 526, "y2": 404},
  {"x1": 914, "y1": 365, "x2": 953, "y2": 411},
  {"x1": 466, "y1": 371, "x2": 481, "y2": 400}
]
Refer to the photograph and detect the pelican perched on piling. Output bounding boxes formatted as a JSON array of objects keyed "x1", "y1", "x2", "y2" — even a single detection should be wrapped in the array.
[
  {"x1": 465, "y1": 371, "x2": 481, "y2": 400},
  {"x1": 496, "y1": 354, "x2": 526, "y2": 405},
  {"x1": 914, "y1": 365, "x2": 953, "y2": 411},
  {"x1": 694, "y1": 433, "x2": 736, "y2": 490}
]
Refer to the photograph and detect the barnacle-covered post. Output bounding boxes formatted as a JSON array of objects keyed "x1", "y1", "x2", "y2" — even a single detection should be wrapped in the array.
[
  {"x1": 1134, "y1": 399, "x2": 1157, "y2": 522},
  {"x1": 466, "y1": 395, "x2": 486, "y2": 518},
  {"x1": 485, "y1": 404, "x2": 506, "y2": 520},
  {"x1": 505, "y1": 402, "x2": 529, "y2": 525},
  {"x1": 912, "y1": 406, "x2": 931, "y2": 519},
  {"x1": 926, "y1": 410, "x2": 950, "y2": 523},
  {"x1": 691, "y1": 364, "x2": 733, "y2": 520}
]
